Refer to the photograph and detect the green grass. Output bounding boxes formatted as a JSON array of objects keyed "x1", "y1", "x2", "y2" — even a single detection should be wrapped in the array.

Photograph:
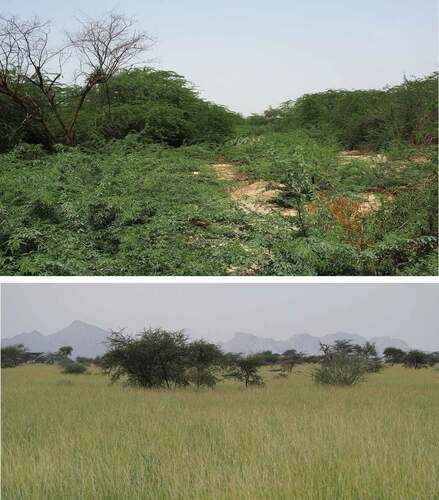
[{"x1": 2, "y1": 364, "x2": 439, "y2": 499}]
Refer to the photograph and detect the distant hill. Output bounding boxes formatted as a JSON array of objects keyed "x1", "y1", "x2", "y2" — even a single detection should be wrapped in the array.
[
  {"x1": 220, "y1": 332, "x2": 410, "y2": 356},
  {"x1": 2, "y1": 323, "x2": 411, "y2": 358},
  {"x1": 1, "y1": 330, "x2": 52, "y2": 352},
  {"x1": 1, "y1": 321, "x2": 109, "y2": 358}
]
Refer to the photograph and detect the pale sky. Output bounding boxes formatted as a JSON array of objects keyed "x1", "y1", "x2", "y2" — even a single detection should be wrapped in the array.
[
  {"x1": 4, "y1": 0, "x2": 438, "y2": 114},
  {"x1": 1, "y1": 284, "x2": 438, "y2": 350}
]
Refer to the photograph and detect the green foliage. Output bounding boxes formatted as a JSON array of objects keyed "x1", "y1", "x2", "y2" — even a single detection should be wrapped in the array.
[
  {"x1": 103, "y1": 328, "x2": 190, "y2": 388},
  {"x1": 403, "y1": 350, "x2": 430, "y2": 369},
  {"x1": 103, "y1": 328, "x2": 224, "y2": 389},
  {"x1": 186, "y1": 340, "x2": 224, "y2": 388},
  {"x1": 0, "y1": 86, "x2": 52, "y2": 152},
  {"x1": 57, "y1": 346, "x2": 73, "y2": 359},
  {"x1": 256, "y1": 351, "x2": 282, "y2": 366},
  {"x1": 427, "y1": 352, "x2": 439, "y2": 367},
  {"x1": 0, "y1": 72, "x2": 436, "y2": 277},
  {"x1": 87, "y1": 200, "x2": 120, "y2": 230},
  {"x1": 312, "y1": 341, "x2": 382, "y2": 386},
  {"x1": 312, "y1": 356, "x2": 367, "y2": 386},
  {"x1": 1, "y1": 67, "x2": 238, "y2": 151},
  {"x1": 383, "y1": 347, "x2": 407, "y2": 364},
  {"x1": 62, "y1": 362, "x2": 88, "y2": 374},
  {"x1": 1, "y1": 344, "x2": 29, "y2": 368},
  {"x1": 256, "y1": 73, "x2": 438, "y2": 150},
  {"x1": 77, "y1": 68, "x2": 237, "y2": 147},
  {"x1": 11, "y1": 143, "x2": 48, "y2": 161},
  {"x1": 225, "y1": 354, "x2": 264, "y2": 387}
]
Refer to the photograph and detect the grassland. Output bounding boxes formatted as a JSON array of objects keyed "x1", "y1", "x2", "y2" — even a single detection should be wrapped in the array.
[{"x1": 2, "y1": 364, "x2": 438, "y2": 499}]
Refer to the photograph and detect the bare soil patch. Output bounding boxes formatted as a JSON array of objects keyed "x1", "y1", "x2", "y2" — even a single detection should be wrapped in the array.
[
  {"x1": 358, "y1": 193, "x2": 382, "y2": 214},
  {"x1": 339, "y1": 150, "x2": 388, "y2": 163},
  {"x1": 212, "y1": 162, "x2": 298, "y2": 217},
  {"x1": 213, "y1": 163, "x2": 241, "y2": 181}
]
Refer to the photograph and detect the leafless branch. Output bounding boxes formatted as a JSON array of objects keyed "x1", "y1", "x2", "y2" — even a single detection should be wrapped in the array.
[
  {"x1": 0, "y1": 12, "x2": 153, "y2": 146},
  {"x1": 67, "y1": 12, "x2": 154, "y2": 86}
]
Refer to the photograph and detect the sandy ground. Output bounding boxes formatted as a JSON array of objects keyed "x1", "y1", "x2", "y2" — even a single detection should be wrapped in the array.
[
  {"x1": 213, "y1": 162, "x2": 298, "y2": 217},
  {"x1": 213, "y1": 155, "x2": 393, "y2": 274}
]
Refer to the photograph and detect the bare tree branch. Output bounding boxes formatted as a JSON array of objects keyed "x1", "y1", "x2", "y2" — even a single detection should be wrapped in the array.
[
  {"x1": 68, "y1": 12, "x2": 153, "y2": 85},
  {"x1": 0, "y1": 12, "x2": 153, "y2": 146}
]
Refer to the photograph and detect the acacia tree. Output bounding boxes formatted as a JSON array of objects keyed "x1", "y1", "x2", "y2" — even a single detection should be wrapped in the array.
[
  {"x1": 0, "y1": 12, "x2": 152, "y2": 146},
  {"x1": 226, "y1": 354, "x2": 264, "y2": 387},
  {"x1": 103, "y1": 328, "x2": 189, "y2": 388},
  {"x1": 403, "y1": 350, "x2": 429, "y2": 369},
  {"x1": 1, "y1": 344, "x2": 29, "y2": 368},
  {"x1": 57, "y1": 345, "x2": 73, "y2": 359},
  {"x1": 187, "y1": 339, "x2": 224, "y2": 388},
  {"x1": 353, "y1": 341, "x2": 383, "y2": 373},
  {"x1": 383, "y1": 347, "x2": 406, "y2": 365},
  {"x1": 103, "y1": 329, "x2": 226, "y2": 389}
]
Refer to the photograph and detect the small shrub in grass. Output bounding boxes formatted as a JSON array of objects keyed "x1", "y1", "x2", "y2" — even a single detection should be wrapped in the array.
[
  {"x1": 312, "y1": 356, "x2": 367, "y2": 386},
  {"x1": 225, "y1": 354, "x2": 264, "y2": 387},
  {"x1": 62, "y1": 362, "x2": 87, "y2": 374},
  {"x1": 312, "y1": 341, "x2": 374, "y2": 386}
]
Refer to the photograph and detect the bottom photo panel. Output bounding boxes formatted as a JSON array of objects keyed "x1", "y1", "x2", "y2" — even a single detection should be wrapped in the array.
[{"x1": 1, "y1": 282, "x2": 438, "y2": 500}]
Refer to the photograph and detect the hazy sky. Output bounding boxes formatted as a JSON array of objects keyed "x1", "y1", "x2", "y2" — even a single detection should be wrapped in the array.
[
  {"x1": 5, "y1": 0, "x2": 437, "y2": 114},
  {"x1": 1, "y1": 283, "x2": 438, "y2": 350}
]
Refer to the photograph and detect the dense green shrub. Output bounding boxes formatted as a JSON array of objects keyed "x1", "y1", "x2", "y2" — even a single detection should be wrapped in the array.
[
  {"x1": 77, "y1": 68, "x2": 238, "y2": 147},
  {"x1": 87, "y1": 201, "x2": 120, "y2": 230},
  {"x1": 102, "y1": 328, "x2": 224, "y2": 389},
  {"x1": 0, "y1": 132, "x2": 436, "y2": 276},
  {"x1": 312, "y1": 341, "x2": 382, "y2": 386},
  {"x1": 403, "y1": 350, "x2": 430, "y2": 369},
  {"x1": 1, "y1": 344, "x2": 29, "y2": 368},
  {"x1": 250, "y1": 73, "x2": 438, "y2": 150},
  {"x1": 0, "y1": 67, "x2": 238, "y2": 151},
  {"x1": 62, "y1": 362, "x2": 88, "y2": 374},
  {"x1": 312, "y1": 355, "x2": 367, "y2": 386}
]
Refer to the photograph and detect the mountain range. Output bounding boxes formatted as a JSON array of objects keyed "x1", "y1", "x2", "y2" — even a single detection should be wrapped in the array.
[
  {"x1": 2, "y1": 321, "x2": 411, "y2": 358},
  {"x1": 1, "y1": 321, "x2": 109, "y2": 358},
  {"x1": 219, "y1": 332, "x2": 410, "y2": 356}
]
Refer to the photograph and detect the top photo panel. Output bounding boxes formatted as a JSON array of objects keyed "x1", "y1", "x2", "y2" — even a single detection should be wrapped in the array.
[{"x1": 0, "y1": 2, "x2": 437, "y2": 276}]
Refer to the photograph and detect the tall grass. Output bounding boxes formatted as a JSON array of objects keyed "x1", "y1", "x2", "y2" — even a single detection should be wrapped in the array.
[{"x1": 2, "y1": 364, "x2": 438, "y2": 499}]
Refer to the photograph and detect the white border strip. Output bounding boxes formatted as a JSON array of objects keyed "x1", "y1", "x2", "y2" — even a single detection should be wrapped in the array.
[{"x1": 0, "y1": 276, "x2": 437, "y2": 284}]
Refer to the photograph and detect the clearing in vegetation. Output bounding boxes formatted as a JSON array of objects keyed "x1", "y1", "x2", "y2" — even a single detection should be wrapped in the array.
[
  {"x1": 213, "y1": 161, "x2": 298, "y2": 217},
  {"x1": 2, "y1": 364, "x2": 438, "y2": 499}
]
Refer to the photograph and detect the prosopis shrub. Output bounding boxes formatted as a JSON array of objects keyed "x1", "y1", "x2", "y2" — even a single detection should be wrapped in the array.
[
  {"x1": 62, "y1": 362, "x2": 88, "y2": 374},
  {"x1": 312, "y1": 340, "x2": 380, "y2": 386},
  {"x1": 312, "y1": 354, "x2": 367, "y2": 386}
]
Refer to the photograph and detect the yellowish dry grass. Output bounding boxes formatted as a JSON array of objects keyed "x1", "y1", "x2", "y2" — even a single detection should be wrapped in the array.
[{"x1": 2, "y1": 364, "x2": 439, "y2": 499}]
